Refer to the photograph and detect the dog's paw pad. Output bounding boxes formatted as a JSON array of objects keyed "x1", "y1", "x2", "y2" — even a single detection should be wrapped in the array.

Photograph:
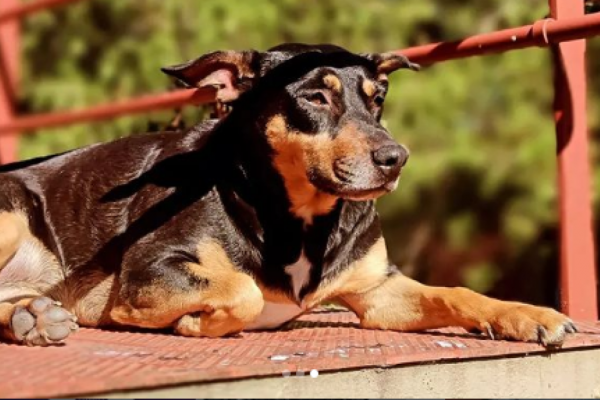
[
  {"x1": 10, "y1": 297, "x2": 79, "y2": 346},
  {"x1": 10, "y1": 306, "x2": 36, "y2": 341},
  {"x1": 28, "y1": 297, "x2": 56, "y2": 314}
]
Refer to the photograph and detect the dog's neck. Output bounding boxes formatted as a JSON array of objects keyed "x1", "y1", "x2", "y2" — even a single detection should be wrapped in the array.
[
  {"x1": 214, "y1": 113, "x2": 340, "y2": 227},
  {"x1": 201, "y1": 113, "x2": 381, "y2": 299}
]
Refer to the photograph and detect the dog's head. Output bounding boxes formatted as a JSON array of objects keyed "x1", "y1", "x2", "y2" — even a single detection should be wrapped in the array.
[{"x1": 162, "y1": 44, "x2": 419, "y2": 219}]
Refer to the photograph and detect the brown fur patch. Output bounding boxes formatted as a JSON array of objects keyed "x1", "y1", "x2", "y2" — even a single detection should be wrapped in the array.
[
  {"x1": 348, "y1": 277, "x2": 573, "y2": 346},
  {"x1": 361, "y1": 79, "x2": 377, "y2": 98},
  {"x1": 53, "y1": 271, "x2": 117, "y2": 327},
  {"x1": 265, "y1": 115, "x2": 372, "y2": 223},
  {"x1": 340, "y1": 273, "x2": 426, "y2": 330},
  {"x1": 323, "y1": 74, "x2": 342, "y2": 92},
  {"x1": 333, "y1": 123, "x2": 372, "y2": 160},
  {"x1": 110, "y1": 239, "x2": 263, "y2": 337},
  {"x1": 258, "y1": 283, "x2": 296, "y2": 304},
  {"x1": 265, "y1": 115, "x2": 338, "y2": 223},
  {"x1": 190, "y1": 51, "x2": 256, "y2": 89},
  {"x1": 303, "y1": 237, "x2": 388, "y2": 308},
  {"x1": 217, "y1": 51, "x2": 256, "y2": 82},
  {"x1": 0, "y1": 297, "x2": 35, "y2": 340},
  {"x1": 0, "y1": 302, "x2": 16, "y2": 337},
  {"x1": 325, "y1": 238, "x2": 482, "y2": 330},
  {"x1": 0, "y1": 212, "x2": 29, "y2": 269},
  {"x1": 0, "y1": 213, "x2": 64, "y2": 305}
]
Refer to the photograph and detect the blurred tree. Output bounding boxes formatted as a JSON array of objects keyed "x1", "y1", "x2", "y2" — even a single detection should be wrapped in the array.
[{"x1": 16, "y1": 0, "x2": 600, "y2": 308}]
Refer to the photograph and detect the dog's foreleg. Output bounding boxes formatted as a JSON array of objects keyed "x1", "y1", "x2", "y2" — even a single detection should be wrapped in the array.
[
  {"x1": 341, "y1": 274, "x2": 576, "y2": 347},
  {"x1": 327, "y1": 237, "x2": 576, "y2": 348},
  {"x1": 110, "y1": 239, "x2": 264, "y2": 337}
]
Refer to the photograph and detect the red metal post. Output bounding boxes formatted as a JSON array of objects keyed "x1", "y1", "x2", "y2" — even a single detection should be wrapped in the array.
[
  {"x1": 550, "y1": 0, "x2": 598, "y2": 320},
  {"x1": 0, "y1": 0, "x2": 19, "y2": 164}
]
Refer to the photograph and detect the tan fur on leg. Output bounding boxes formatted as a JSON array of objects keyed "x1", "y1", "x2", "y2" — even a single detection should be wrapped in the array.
[
  {"x1": 0, "y1": 212, "x2": 29, "y2": 269},
  {"x1": 329, "y1": 237, "x2": 575, "y2": 347},
  {"x1": 340, "y1": 272, "x2": 575, "y2": 347},
  {"x1": 110, "y1": 240, "x2": 264, "y2": 337}
]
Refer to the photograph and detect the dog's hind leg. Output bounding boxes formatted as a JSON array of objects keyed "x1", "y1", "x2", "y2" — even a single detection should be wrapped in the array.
[
  {"x1": 0, "y1": 211, "x2": 78, "y2": 346},
  {"x1": 0, "y1": 210, "x2": 64, "y2": 302},
  {"x1": 0, "y1": 296, "x2": 78, "y2": 346},
  {"x1": 0, "y1": 211, "x2": 28, "y2": 271}
]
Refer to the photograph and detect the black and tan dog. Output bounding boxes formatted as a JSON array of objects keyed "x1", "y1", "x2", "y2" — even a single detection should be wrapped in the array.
[{"x1": 0, "y1": 43, "x2": 576, "y2": 347}]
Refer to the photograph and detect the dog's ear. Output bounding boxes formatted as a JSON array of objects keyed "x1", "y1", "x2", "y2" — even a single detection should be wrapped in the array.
[
  {"x1": 161, "y1": 50, "x2": 260, "y2": 103},
  {"x1": 362, "y1": 52, "x2": 420, "y2": 76}
]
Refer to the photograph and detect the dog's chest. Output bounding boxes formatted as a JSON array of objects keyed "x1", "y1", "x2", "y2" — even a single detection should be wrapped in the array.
[
  {"x1": 246, "y1": 251, "x2": 312, "y2": 330},
  {"x1": 284, "y1": 250, "x2": 311, "y2": 299}
]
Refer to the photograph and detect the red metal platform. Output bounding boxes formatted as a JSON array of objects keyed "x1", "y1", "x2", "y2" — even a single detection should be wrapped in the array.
[{"x1": 1, "y1": 309, "x2": 599, "y2": 398}]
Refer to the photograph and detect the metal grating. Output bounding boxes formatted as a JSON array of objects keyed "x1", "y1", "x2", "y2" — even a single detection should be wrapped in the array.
[{"x1": 1, "y1": 310, "x2": 599, "y2": 398}]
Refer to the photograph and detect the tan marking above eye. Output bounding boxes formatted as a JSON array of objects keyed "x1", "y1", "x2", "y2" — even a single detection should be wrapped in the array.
[
  {"x1": 361, "y1": 79, "x2": 377, "y2": 98},
  {"x1": 323, "y1": 74, "x2": 342, "y2": 92}
]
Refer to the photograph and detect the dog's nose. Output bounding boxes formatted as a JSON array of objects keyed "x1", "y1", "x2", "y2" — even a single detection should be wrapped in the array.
[{"x1": 372, "y1": 144, "x2": 408, "y2": 170}]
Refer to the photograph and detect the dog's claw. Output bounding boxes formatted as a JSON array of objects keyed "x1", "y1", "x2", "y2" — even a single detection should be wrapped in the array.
[
  {"x1": 537, "y1": 325, "x2": 548, "y2": 346},
  {"x1": 485, "y1": 325, "x2": 495, "y2": 340}
]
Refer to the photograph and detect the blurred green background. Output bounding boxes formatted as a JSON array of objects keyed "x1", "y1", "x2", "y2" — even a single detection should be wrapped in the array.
[{"x1": 13, "y1": 0, "x2": 600, "y2": 308}]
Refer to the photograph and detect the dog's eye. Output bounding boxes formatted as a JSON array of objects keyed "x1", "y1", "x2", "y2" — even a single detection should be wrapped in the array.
[
  {"x1": 374, "y1": 95, "x2": 385, "y2": 107},
  {"x1": 306, "y1": 92, "x2": 329, "y2": 107}
]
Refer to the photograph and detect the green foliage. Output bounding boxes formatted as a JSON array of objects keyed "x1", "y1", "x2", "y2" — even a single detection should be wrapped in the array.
[
  {"x1": 462, "y1": 261, "x2": 502, "y2": 293},
  {"x1": 16, "y1": 0, "x2": 600, "y2": 306}
]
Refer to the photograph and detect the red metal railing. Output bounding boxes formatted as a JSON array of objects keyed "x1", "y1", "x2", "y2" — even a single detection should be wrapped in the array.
[
  {"x1": 0, "y1": 88, "x2": 214, "y2": 134},
  {"x1": 4, "y1": 10, "x2": 600, "y2": 136},
  {"x1": 0, "y1": 0, "x2": 598, "y2": 320},
  {"x1": 0, "y1": 0, "x2": 83, "y2": 24},
  {"x1": 401, "y1": 11, "x2": 600, "y2": 63}
]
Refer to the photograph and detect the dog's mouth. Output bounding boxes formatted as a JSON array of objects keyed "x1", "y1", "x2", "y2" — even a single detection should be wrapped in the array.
[
  {"x1": 309, "y1": 165, "x2": 402, "y2": 201},
  {"x1": 340, "y1": 178, "x2": 400, "y2": 200}
]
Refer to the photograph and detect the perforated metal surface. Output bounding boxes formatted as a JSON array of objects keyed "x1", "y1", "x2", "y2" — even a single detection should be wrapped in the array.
[{"x1": 1, "y1": 310, "x2": 600, "y2": 398}]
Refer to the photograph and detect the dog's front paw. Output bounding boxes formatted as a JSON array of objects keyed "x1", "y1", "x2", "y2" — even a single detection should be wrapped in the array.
[
  {"x1": 10, "y1": 297, "x2": 79, "y2": 346},
  {"x1": 478, "y1": 303, "x2": 576, "y2": 348}
]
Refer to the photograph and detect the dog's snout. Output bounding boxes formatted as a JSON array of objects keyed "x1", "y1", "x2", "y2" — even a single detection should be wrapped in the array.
[{"x1": 372, "y1": 144, "x2": 408, "y2": 170}]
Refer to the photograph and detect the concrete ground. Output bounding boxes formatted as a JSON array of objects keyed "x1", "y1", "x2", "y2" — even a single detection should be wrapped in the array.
[{"x1": 102, "y1": 348, "x2": 600, "y2": 398}]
